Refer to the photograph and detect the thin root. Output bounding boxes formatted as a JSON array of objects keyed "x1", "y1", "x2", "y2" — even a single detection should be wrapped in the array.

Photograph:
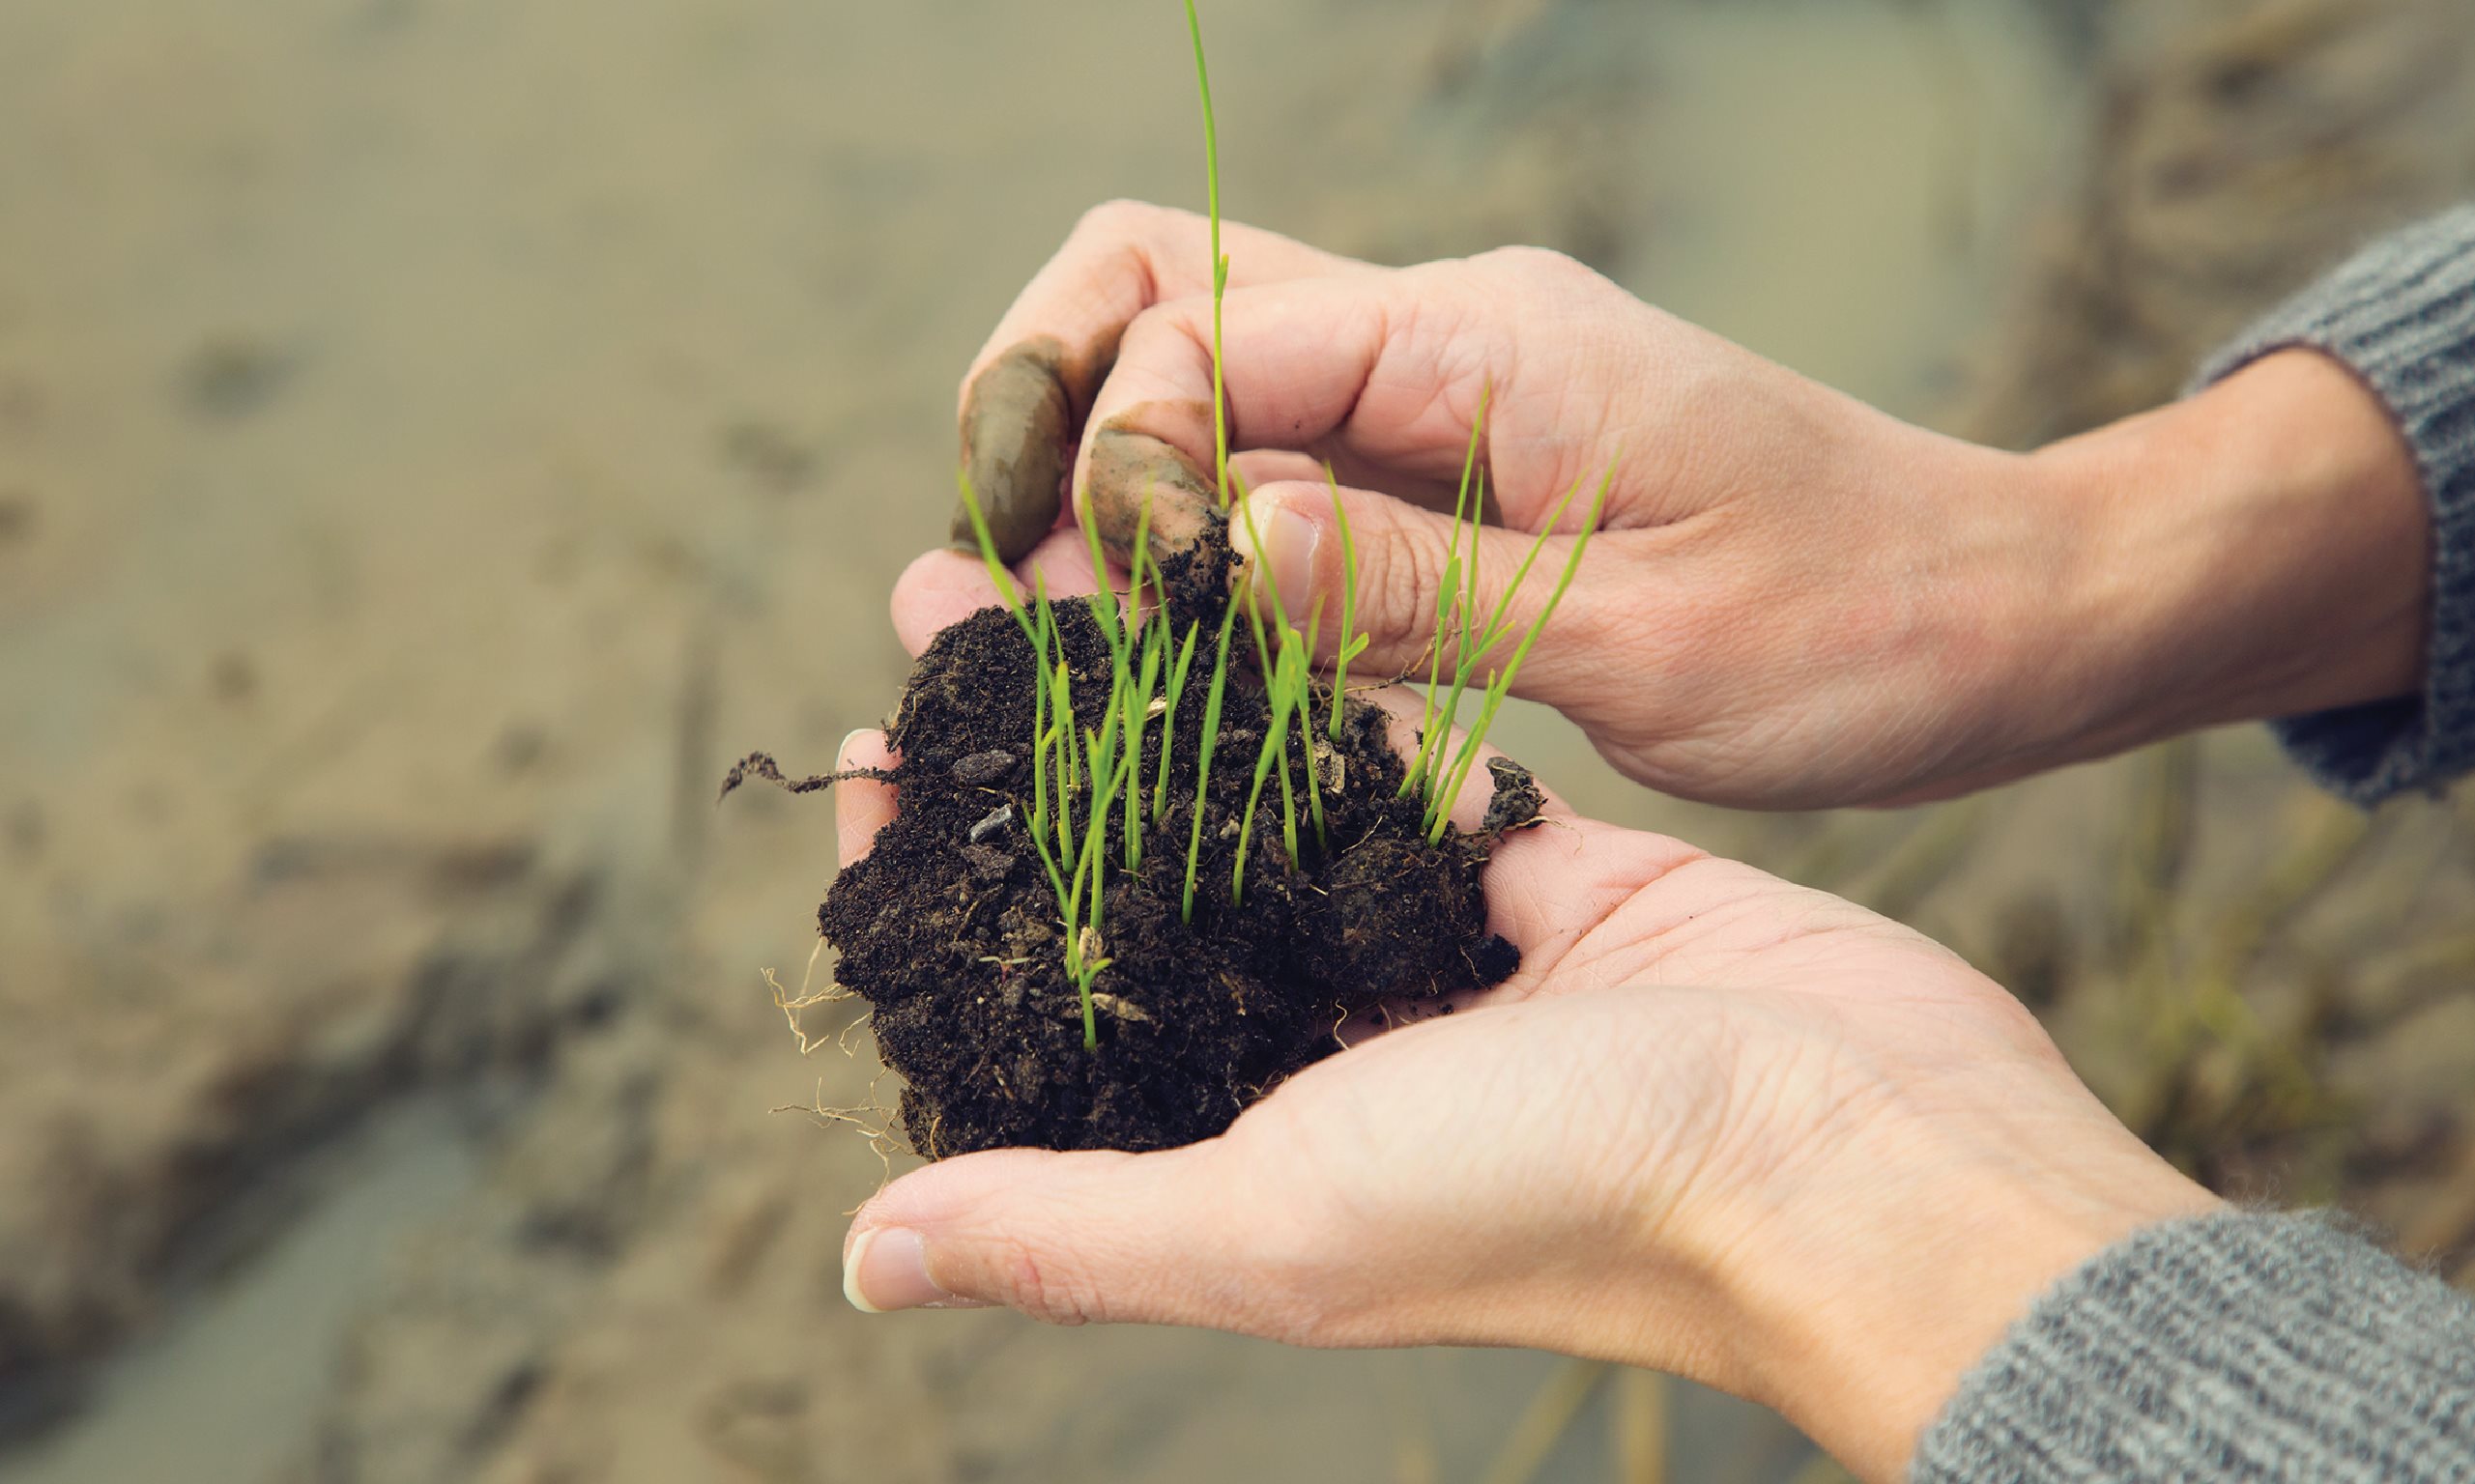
[
  {"x1": 838, "y1": 1010, "x2": 878, "y2": 1060},
  {"x1": 764, "y1": 938, "x2": 855, "y2": 1055},
  {"x1": 718, "y1": 750, "x2": 893, "y2": 805},
  {"x1": 775, "y1": 1076, "x2": 902, "y2": 1186}
]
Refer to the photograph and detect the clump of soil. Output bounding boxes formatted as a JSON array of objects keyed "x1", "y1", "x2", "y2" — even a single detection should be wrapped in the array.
[{"x1": 762, "y1": 590, "x2": 1536, "y2": 1157}]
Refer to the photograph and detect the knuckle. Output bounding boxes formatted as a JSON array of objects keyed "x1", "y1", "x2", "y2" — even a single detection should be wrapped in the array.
[
  {"x1": 1474, "y1": 243, "x2": 1592, "y2": 284},
  {"x1": 1363, "y1": 516, "x2": 1445, "y2": 656},
  {"x1": 1102, "y1": 304, "x2": 1216, "y2": 407},
  {"x1": 1471, "y1": 245, "x2": 1625, "y2": 320},
  {"x1": 1121, "y1": 297, "x2": 1188, "y2": 343},
  {"x1": 1073, "y1": 197, "x2": 1174, "y2": 245}
]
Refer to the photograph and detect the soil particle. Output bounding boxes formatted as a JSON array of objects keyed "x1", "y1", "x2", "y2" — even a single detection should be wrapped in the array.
[
  {"x1": 1482, "y1": 756, "x2": 1548, "y2": 835},
  {"x1": 950, "y1": 749, "x2": 1016, "y2": 785},
  {"x1": 811, "y1": 597, "x2": 1517, "y2": 1156},
  {"x1": 959, "y1": 843, "x2": 1014, "y2": 882}
]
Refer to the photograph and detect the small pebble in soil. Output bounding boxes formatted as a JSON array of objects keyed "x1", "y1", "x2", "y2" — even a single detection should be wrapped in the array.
[
  {"x1": 951, "y1": 749, "x2": 1016, "y2": 785},
  {"x1": 966, "y1": 803, "x2": 1014, "y2": 842}
]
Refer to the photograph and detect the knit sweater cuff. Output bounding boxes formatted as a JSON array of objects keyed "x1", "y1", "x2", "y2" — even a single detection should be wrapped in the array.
[
  {"x1": 2191, "y1": 205, "x2": 2475, "y2": 804},
  {"x1": 1910, "y1": 1209, "x2": 2475, "y2": 1483}
]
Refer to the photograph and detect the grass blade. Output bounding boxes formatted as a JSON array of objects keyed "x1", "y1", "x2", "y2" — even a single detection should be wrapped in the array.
[
  {"x1": 1182, "y1": 601, "x2": 1242, "y2": 921},
  {"x1": 1403, "y1": 385, "x2": 1490, "y2": 798},
  {"x1": 1154, "y1": 618, "x2": 1202, "y2": 815},
  {"x1": 1325, "y1": 464, "x2": 1360, "y2": 741},
  {"x1": 1427, "y1": 460, "x2": 1614, "y2": 840},
  {"x1": 1182, "y1": 0, "x2": 1229, "y2": 501}
]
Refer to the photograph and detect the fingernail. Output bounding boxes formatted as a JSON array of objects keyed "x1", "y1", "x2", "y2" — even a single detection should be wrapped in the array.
[
  {"x1": 835, "y1": 728, "x2": 870, "y2": 769},
  {"x1": 844, "y1": 1226, "x2": 953, "y2": 1313},
  {"x1": 1230, "y1": 495, "x2": 1317, "y2": 616}
]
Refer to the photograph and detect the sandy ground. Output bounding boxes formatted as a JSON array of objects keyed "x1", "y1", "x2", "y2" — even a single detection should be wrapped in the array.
[{"x1": 1, "y1": 1, "x2": 2470, "y2": 1481}]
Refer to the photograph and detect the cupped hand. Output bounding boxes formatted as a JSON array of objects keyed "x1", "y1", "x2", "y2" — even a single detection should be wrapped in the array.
[
  {"x1": 908, "y1": 200, "x2": 2093, "y2": 810},
  {"x1": 824, "y1": 721, "x2": 2219, "y2": 1483},
  {"x1": 916, "y1": 203, "x2": 2432, "y2": 811}
]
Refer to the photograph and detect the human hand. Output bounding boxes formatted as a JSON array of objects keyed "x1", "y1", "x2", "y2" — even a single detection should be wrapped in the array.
[
  {"x1": 910, "y1": 202, "x2": 2429, "y2": 809},
  {"x1": 827, "y1": 720, "x2": 2221, "y2": 1484}
]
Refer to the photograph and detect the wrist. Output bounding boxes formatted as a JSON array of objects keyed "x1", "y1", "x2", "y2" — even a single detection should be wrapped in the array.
[
  {"x1": 2018, "y1": 350, "x2": 2429, "y2": 762},
  {"x1": 1717, "y1": 1094, "x2": 2222, "y2": 1483}
]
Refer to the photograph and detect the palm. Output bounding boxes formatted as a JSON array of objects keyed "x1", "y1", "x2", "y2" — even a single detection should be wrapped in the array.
[{"x1": 1166, "y1": 814, "x2": 2083, "y2": 1366}]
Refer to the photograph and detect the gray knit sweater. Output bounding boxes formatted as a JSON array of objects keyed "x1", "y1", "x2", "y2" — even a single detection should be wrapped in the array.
[{"x1": 1914, "y1": 210, "x2": 2475, "y2": 1482}]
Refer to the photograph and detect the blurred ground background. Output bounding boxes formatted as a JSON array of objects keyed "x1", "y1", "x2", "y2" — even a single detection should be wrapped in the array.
[{"x1": 3, "y1": 1, "x2": 2472, "y2": 1480}]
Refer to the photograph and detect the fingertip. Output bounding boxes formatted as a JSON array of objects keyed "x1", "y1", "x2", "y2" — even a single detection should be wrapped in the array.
[
  {"x1": 838, "y1": 727, "x2": 897, "y2": 773},
  {"x1": 833, "y1": 728, "x2": 899, "y2": 869},
  {"x1": 1481, "y1": 813, "x2": 1709, "y2": 958},
  {"x1": 843, "y1": 1224, "x2": 988, "y2": 1313},
  {"x1": 840, "y1": 1148, "x2": 1077, "y2": 1312},
  {"x1": 893, "y1": 549, "x2": 1001, "y2": 657},
  {"x1": 1227, "y1": 481, "x2": 1328, "y2": 632},
  {"x1": 842, "y1": 1145, "x2": 1245, "y2": 1327}
]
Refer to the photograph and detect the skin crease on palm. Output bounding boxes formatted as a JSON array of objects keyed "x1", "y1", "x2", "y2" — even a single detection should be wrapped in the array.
[{"x1": 839, "y1": 203, "x2": 2432, "y2": 1481}]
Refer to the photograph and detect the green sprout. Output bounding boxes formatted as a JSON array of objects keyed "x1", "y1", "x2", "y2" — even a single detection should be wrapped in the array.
[
  {"x1": 1232, "y1": 619, "x2": 1307, "y2": 904},
  {"x1": 939, "y1": 1, "x2": 1615, "y2": 1052},
  {"x1": 1292, "y1": 600, "x2": 1329, "y2": 850},
  {"x1": 1413, "y1": 460, "x2": 1617, "y2": 841},
  {"x1": 1153, "y1": 616, "x2": 1203, "y2": 817},
  {"x1": 1227, "y1": 467, "x2": 1334, "y2": 864},
  {"x1": 1324, "y1": 465, "x2": 1369, "y2": 741},
  {"x1": 1118, "y1": 493, "x2": 1164, "y2": 870},
  {"x1": 1182, "y1": 601, "x2": 1241, "y2": 921},
  {"x1": 1176, "y1": 0, "x2": 1245, "y2": 919},
  {"x1": 1184, "y1": 0, "x2": 1230, "y2": 504},
  {"x1": 1400, "y1": 385, "x2": 1492, "y2": 803}
]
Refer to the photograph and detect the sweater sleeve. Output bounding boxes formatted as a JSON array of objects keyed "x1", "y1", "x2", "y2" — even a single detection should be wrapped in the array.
[
  {"x1": 2191, "y1": 205, "x2": 2475, "y2": 804},
  {"x1": 1910, "y1": 1209, "x2": 2475, "y2": 1483}
]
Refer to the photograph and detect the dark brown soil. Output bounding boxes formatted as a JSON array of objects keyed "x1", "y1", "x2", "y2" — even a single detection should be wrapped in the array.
[{"x1": 778, "y1": 594, "x2": 1532, "y2": 1157}]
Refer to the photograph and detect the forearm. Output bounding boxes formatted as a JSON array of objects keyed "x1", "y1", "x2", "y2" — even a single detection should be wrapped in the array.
[
  {"x1": 1700, "y1": 1079, "x2": 2222, "y2": 1482},
  {"x1": 1685, "y1": 1086, "x2": 2473, "y2": 1483},
  {"x1": 1999, "y1": 205, "x2": 2475, "y2": 805},
  {"x1": 2020, "y1": 348, "x2": 2430, "y2": 765},
  {"x1": 1912, "y1": 1209, "x2": 2475, "y2": 1483}
]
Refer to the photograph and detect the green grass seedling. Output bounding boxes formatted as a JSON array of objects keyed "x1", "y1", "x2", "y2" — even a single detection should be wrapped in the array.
[
  {"x1": 1290, "y1": 601, "x2": 1328, "y2": 852},
  {"x1": 1117, "y1": 493, "x2": 1163, "y2": 869},
  {"x1": 1408, "y1": 466, "x2": 1497, "y2": 802},
  {"x1": 1401, "y1": 385, "x2": 1492, "y2": 800},
  {"x1": 1124, "y1": 614, "x2": 1166, "y2": 870},
  {"x1": 1184, "y1": 0, "x2": 1231, "y2": 504},
  {"x1": 1170, "y1": 0, "x2": 1252, "y2": 922},
  {"x1": 1154, "y1": 617, "x2": 1202, "y2": 816},
  {"x1": 1424, "y1": 461, "x2": 1616, "y2": 841},
  {"x1": 1324, "y1": 465, "x2": 1369, "y2": 741},
  {"x1": 1182, "y1": 601, "x2": 1242, "y2": 922},
  {"x1": 921, "y1": 7, "x2": 1609, "y2": 1064},
  {"x1": 1233, "y1": 633, "x2": 1306, "y2": 904}
]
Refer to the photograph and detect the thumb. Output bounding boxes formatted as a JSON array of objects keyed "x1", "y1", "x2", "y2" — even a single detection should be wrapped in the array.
[
  {"x1": 1228, "y1": 479, "x2": 1604, "y2": 689},
  {"x1": 842, "y1": 1144, "x2": 1324, "y2": 1332}
]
